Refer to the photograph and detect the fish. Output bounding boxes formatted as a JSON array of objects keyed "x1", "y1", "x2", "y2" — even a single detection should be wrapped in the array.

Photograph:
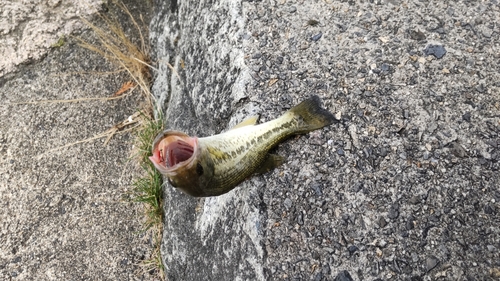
[{"x1": 149, "y1": 96, "x2": 337, "y2": 197}]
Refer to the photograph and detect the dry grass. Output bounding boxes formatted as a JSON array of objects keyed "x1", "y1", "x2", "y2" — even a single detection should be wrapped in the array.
[
  {"x1": 76, "y1": 0, "x2": 155, "y2": 110},
  {"x1": 11, "y1": 90, "x2": 134, "y2": 105},
  {"x1": 76, "y1": 1, "x2": 166, "y2": 279},
  {"x1": 34, "y1": 110, "x2": 144, "y2": 160}
]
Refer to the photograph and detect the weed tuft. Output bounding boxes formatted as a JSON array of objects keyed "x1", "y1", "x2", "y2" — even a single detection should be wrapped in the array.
[
  {"x1": 129, "y1": 111, "x2": 165, "y2": 280},
  {"x1": 131, "y1": 111, "x2": 165, "y2": 231}
]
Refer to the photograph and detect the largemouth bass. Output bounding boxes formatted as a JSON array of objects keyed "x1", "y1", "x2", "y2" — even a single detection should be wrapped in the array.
[{"x1": 149, "y1": 96, "x2": 336, "y2": 197}]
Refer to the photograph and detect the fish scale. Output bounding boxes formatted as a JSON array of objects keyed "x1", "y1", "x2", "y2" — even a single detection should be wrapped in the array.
[{"x1": 198, "y1": 113, "x2": 299, "y2": 191}]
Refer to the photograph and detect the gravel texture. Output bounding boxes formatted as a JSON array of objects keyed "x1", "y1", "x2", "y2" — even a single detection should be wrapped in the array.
[{"x1": 152, "y1": 0, "x2": 500, "y2": 280}]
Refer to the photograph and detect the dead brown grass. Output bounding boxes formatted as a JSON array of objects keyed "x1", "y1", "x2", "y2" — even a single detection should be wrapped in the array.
[
  {"x1": 76, "y1": 0, "x2": 154, "y2": 110},
  {"x1": 75, "y1": 1, "x2": 166, "y2": 279}
]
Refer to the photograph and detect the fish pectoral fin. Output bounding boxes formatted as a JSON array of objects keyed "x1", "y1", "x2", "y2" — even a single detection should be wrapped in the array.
[
  {"x1": 255, "y1": 154, "x2": 285, "y2": 174},
  {"x1": 230, "y1": 115, "x2": 259, "y2": 130}
]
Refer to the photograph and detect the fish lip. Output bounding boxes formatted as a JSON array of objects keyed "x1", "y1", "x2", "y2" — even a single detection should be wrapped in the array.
[{"x1": 151, "y1": 130, "x2": 199, "y2": 177}]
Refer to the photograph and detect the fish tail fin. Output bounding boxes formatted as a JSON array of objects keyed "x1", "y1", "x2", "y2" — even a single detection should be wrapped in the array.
[{"x1": 287, "y1": 95, "x2": 337, "y2": 133}]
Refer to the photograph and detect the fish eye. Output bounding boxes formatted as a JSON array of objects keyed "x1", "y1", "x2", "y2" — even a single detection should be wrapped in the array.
[{"x1": 196, "y1": 163, "x2": 204, "y2": 176}]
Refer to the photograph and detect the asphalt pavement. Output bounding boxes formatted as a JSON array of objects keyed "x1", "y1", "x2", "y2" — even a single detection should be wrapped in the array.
[{"x1": 151, "y1": 0, "x2": 500, "y2": 280}]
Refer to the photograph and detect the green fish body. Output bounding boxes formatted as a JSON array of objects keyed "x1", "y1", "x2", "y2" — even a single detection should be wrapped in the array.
[{"x1": 150, "y1": 96, "x2": 336, "y2": 197}]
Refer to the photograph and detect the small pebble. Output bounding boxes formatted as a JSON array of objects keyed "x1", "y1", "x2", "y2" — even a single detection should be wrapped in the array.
[
  {"x1": 475, "y1": 84, "x2": 486, "y2": 93},
  {"x1": 451, "y1": 143, "x2": 466, "y2": 158},
  {"x1": 334, "y1": 270, "x2": 354, "y2": 281},
  {"x1": 423, "y1": 151, "x2": 430, "y2": 160},
  {"x1": 406, "y1": 216, "x2": 415, "y2": 230},
  {"x1": 312, "y1": 251, "x2": 320, "y2": 260},
  {"x1": 410, "y1": 29, "x2": 426, "y2": 40},
  {"x1": 484, "y1": 204, "x2": 494, "y2": 214},
  {"x1": 380, "y1": 63, "x2": 391, "y2": 72},
  {"x1": 307, "y1": 19, "x2": 320, "y2": 26},
  {"x1": 311, "y1": 32, "x2": 323, "y2": 41},
  {"x1": 296, "y1": 213, "x2": 304, "y2": 225},
  {"x1": 335, "y1": 111, "x2": 342, "y2": 120},
  {"x1": 311, "y1": 183, "x2": 323, "y2": 196},
  {"x1": 462, "y1": 112, "x2": 471, "y2": 122},
  {"x1": 252, "y1": 52, "x2": 262, "y2": 59},
  {"x1": 378, "y1": 217, "x2": 388, "y2": 228},
  {"x1": 425, "y1": 255, "x2": 440, "y2": 272},
  {"x1": 348, "y1": 245, "x2": 359, "y2": 254},
  {"x1": 388, "y1": 204, "x2": 399, "y2": 219},
  {"x1": 423, "y1": 44, "x2": 447, "y2": 59}
]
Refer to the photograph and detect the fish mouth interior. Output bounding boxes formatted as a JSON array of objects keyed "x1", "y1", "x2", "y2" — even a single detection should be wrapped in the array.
[
  {"x1": 164, "y1": 139, "x2": 194, "y2": 167},
  {"x1": 150, "y1": 131, "x2": 198, "y2": 168}
]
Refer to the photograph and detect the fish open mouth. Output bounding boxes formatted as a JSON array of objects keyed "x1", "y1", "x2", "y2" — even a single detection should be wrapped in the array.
[
  {"x1": 150, "y1": 131, "x2": 198, "y2": 172},
  {"x1": 163, "y1": 139, "x2": 194, "y2": 167}
]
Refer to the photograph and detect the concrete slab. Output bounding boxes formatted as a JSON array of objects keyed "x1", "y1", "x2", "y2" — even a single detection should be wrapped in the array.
[
  {"x1": 0, "y1": 0, "x2": 104, "y2": 76},
  {"x1": 0, "y1": 1, "x2": 158, "y2": 280}
]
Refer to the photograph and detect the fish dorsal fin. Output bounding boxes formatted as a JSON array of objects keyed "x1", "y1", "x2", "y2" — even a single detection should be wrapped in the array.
[
  {"x1": 230, "y1": 115, "x2": 259, "y2": 130},
  {"x1": 255, "y1": 154, "x2": 285, "y2": 174}
]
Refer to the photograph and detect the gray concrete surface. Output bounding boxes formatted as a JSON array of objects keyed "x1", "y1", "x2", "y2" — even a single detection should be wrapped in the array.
[
  {"x1": 0, "y1": 0, "x2": 104, "y2": 76},
  {"x1": 0, "y1": 1, "x2": 158, "y2": 280},
  {"x1": 151, "y1": 0, "x2": 499, "y2": 280}
]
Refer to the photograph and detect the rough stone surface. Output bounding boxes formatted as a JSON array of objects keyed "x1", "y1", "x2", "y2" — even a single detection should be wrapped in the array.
[
  {"x1": 150, "y1": 1, "x2": 266, "y2": 280},
  {"x1": 0, "y1": 0, "x2": 104, "y2": 76},
  {"x1": 1, "y1": 1, "x2": 158, "y2": 280},
  {"x1": 151, "y1": 0, "x2": 500, "y2": 280}
]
